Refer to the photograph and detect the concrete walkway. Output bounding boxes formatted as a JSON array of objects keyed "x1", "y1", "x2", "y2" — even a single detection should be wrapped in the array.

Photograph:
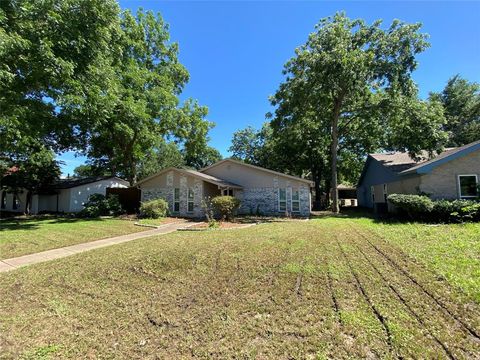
[{"x1": 0, "y1": 220, "x2": 198, "y2": 273}]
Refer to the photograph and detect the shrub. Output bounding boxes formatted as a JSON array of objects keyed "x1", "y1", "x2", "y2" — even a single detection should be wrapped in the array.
[
  {"x1": 139, "y1": 198, "x2": 169, "y2": 219},
  {"x1": 388, "y1": 194, "x2": 480, "y2": 223},
  {"x1": 387, "y1": 194, "x2": 433, "y2": 220},
  {"x1": 211, "y1": 195, "x2": 241, "y2": 221},
  {"x1": 79, "y1": 194, "x2": 123, "y2": 218}
]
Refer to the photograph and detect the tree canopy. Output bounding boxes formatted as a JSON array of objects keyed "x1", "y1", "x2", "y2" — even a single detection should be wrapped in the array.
[
  {"x1": 269, "y1": 12, "x2": 446, "y2": 212},
  {"x1": 430, "y1": 75, "x2": 480, "y2": 147},
  {"x1": 1, "y1": 1, "x2": 215, "y2": 193}
]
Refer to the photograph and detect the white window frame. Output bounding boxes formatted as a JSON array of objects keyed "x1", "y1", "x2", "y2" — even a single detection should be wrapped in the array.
[
  {"x1": 278, "y1": 188, "x2": 287, "y2": 213},
  {"x1": 173, "y1": 188, "x2": 180, "y2": 212},
  {"x1": 291, "y1": 189, "x2": 300, "y2": 213},
  {"x1": 222, "y1": 188, "x2": 234, "y2": 196},
  {"x1": 457, "y1": 174, "x2": 478, "y2": 199},
  {"x1": 187, "y1": 188, "x2": 194, "y2": 213}
]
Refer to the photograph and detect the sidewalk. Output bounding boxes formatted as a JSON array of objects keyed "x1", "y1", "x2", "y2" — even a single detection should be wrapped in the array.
[{"x1": 0, "y1": 221, "x2": 198, "y2": 273}]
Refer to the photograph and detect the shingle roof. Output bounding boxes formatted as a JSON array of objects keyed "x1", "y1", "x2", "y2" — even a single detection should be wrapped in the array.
[
  {"x1": 369, "y1": 151, "x2": 431, "y2": 174},
  {"x1": 400, "y1": 140, "x2": 480, "y2": 175}
]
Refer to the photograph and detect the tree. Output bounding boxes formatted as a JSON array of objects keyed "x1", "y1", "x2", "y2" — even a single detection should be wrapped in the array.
[
  {"x1": 229, "y1": 124, "x2": 277, "y2": 168},
  {"x1": 0, "y1": 0, "x2": 120, "y2": 196},
  {"x1": 184, "y1": 145, "x2": 222, "y2": 170},
  {"x1": 430, "y1": 75, "x2": 480, "y2": 146},
  {"x1": 78, "y1": 10, "x2": 213, "y2": 184},
  {"x1": 73, "y1": 165, "x2": 109, "y2": 178},
  {"x1": 271, "y1": 13, "x2": 446, "y2": 212},
  {"x1": 137, "y1": 140, "x2": 185, "y2": 180},
  {"x1": 0, "y1": 0, "x2": 120, "y2": 157}
]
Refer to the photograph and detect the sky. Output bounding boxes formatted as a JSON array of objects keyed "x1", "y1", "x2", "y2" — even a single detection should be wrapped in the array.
[{"x1": 58, "y1": 1, "x2": 480, "y2": 176}]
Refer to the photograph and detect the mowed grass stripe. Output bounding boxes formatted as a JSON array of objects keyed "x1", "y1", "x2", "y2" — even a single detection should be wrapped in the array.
[
  {"x1": 346, "y1": 222, "x2": 480, "y2": 358},
  {"x1": 317, "y1": 225, "x2": 392, "y2": 358},
  {"x1": 354, "y1": 223, "x2": 480, "y2": 338},
  {"x1": 337, "y1": 226, "x2": 455, "y2": 358}
]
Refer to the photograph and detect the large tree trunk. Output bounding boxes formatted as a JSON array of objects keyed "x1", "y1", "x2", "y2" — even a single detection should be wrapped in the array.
[{"x1": 330, "y1": 98, "x2": 342, "y2": 213}]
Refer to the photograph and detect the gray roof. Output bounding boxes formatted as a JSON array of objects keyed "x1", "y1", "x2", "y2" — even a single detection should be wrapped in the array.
[
  {"x1": 369, "y1": 151, "x2": 431, "y2": 174},
  {"x1": 400, "y1": 140, "x2": 480, "y2": 175}
]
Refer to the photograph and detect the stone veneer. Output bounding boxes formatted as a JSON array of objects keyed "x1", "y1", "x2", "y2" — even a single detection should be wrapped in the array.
[
  {"x1": 141, "y1": 171, "x2": 204, "y2": 218},
  {"x1": 236, "y1": 185, "x2": 310, "y2": 217}
]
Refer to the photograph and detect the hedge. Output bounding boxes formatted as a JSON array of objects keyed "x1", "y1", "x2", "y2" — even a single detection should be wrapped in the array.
[{"x1": 387, "y1": 194, "x2": 480, "y2": 223}]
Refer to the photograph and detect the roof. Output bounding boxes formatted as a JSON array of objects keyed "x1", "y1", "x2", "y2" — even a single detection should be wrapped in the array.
[
  {"x1": 49, "y1": 176, "x2": 128, "y2": 189},
  {"x1": 358, "y1": 139, "x2": 480, "y2": 186},
  {"x1": 369, "y1": 151, "x2": 430, "y2": 174},
  {"x1": 400, "y1": 140, "x2": 480, "y2": 175},
  {"x1": 200, "y1": 158, "x2": 314, "y2": 186},
  {"x1": 134, "y1": 167, "x2": 243, "y2": 189}
]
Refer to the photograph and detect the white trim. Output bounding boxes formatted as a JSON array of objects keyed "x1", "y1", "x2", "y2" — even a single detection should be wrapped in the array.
[
  {"x1": 457, "y1": 174, "x2": 478, "y2": 199},
  {"x1": 278, "y1": 188, "x2": 287, "y2": 213},
  {"x1": 291, "y1": 188, "x2": 300, "y2": 213}
]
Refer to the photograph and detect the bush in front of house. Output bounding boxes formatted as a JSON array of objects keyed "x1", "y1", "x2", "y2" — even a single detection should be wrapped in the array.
[
  {"x1": 387, "y1": 194, "x2": 480, "y2": 223},
  {"x1": 139, "y1": 198, "x2": 169, "y2": 219},
  {"x1": 79, "y1": 194, "x2": 124, "y2": 218},
  {"x1": 211, "y1": 195, "x2": 241, "y2": 221}
]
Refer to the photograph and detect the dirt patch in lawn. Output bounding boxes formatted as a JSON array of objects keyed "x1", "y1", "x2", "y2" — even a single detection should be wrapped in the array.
[{"x1": 180, "y1": 221, "x2": 255, "y2": 231}]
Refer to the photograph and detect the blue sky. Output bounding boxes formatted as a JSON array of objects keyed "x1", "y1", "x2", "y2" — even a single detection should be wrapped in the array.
[{"x1": 58, "y1": 1, "x2": 480, "y2": 176}]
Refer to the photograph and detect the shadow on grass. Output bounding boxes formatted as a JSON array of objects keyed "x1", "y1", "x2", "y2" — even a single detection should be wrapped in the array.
[{"x1": 0, "y1": 215, "x2": 107, "y2": 231}]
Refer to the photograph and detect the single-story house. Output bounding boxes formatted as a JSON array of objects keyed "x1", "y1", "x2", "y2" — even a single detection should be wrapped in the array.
[
  {"x1": 135, "y1": 158, "x2": 313, "y2": 217},
  {"x1": 1, "y1": 176, "x2": 128, "y2": 214},
  {"x1": 357, "y1": 139, "x2": 480, "y2": 210}
]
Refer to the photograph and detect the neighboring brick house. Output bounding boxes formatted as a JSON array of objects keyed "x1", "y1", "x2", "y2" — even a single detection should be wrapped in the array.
[
  {"x1": 357, "y1": 140, "x2": 480, "y2": 210},
  {"x1": 135, "y1": 159, "x2": 313, "y2": 217}
]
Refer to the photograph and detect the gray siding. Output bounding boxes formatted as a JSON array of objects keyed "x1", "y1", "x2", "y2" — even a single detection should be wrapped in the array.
[{"x1": 357, "y1": 158, "x2": 402, "y2": 208}]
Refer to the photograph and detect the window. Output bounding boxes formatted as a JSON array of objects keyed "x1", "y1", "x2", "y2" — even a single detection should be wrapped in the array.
[
  {"x1": 278, "y1": 188, "x2": 286, "y2": 212},
  {"x1": 291, "y1": 189, "x2": 300, "y2": 212},
  {"x1": 187, "y1": 188, "x2": 194, "y2": 212},
  {"x1": 1, "y1": 191, "x2": 6, "y2": 209},
  {"x1": 12, "y1": 194, "x2": 20, "y2": 210},
  {"x1": 371, "y1": 186, "x2": 375, "y2": 204},
  {"x1": 383, "y1": 184, "x2": 388, "y2": 203},
  {"x1": 173, "y1": 188, "x2": 180, "y2": 212},
  {"x1": 458, "y1": 175, "x2": 478, "y2": 199},
  {"x1": 222, "y1": 189, "x2": 234, "y2": 196}
]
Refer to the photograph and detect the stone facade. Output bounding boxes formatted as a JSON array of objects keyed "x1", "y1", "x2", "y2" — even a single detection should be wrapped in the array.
[
  {"x1": 236, "y1": 185, "x2": 310, "y2": 217},
  {"x1": 141, "y1": 172, "x2": 204, "y2": 218}
]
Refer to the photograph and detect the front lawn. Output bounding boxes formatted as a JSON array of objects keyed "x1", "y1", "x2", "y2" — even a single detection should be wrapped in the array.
[
  {"x1": 0, "y1": 217, "x2": 146, "y2": 259},
  {"x1": 0, "y1": 215, "x2": 479, "y2": 358}
]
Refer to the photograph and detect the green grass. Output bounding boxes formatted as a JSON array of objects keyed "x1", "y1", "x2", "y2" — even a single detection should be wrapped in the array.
[
  {"x1": 0, "y1": 217, "x2": 146, "y2": 259},
  {"x1": 0, "y1": 214, "x2": 479, "y2": 358}
]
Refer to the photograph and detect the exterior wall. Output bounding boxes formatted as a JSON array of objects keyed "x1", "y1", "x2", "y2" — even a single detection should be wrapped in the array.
[
  {"x1": 418, "y1": 150, "x2": 480, "y2": 200},
  {"x1": 140, "y1": 169, "x2": 204, "y2": 218},
  {"x1": 0, "y1": 190, "x2": 28, "y2": 213},
  {"x1": 203, "y1": 161, "x2": 311, "y2": 217},
  {"x1": 68, "y1": 179, "x2": 127, "y2": 212},
  {"x1": 38, "y1": 194, "x2": 59, "y2": 213},
  {"x1": 357, "y1": 159, "x2": 402, "y2": 208}
]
